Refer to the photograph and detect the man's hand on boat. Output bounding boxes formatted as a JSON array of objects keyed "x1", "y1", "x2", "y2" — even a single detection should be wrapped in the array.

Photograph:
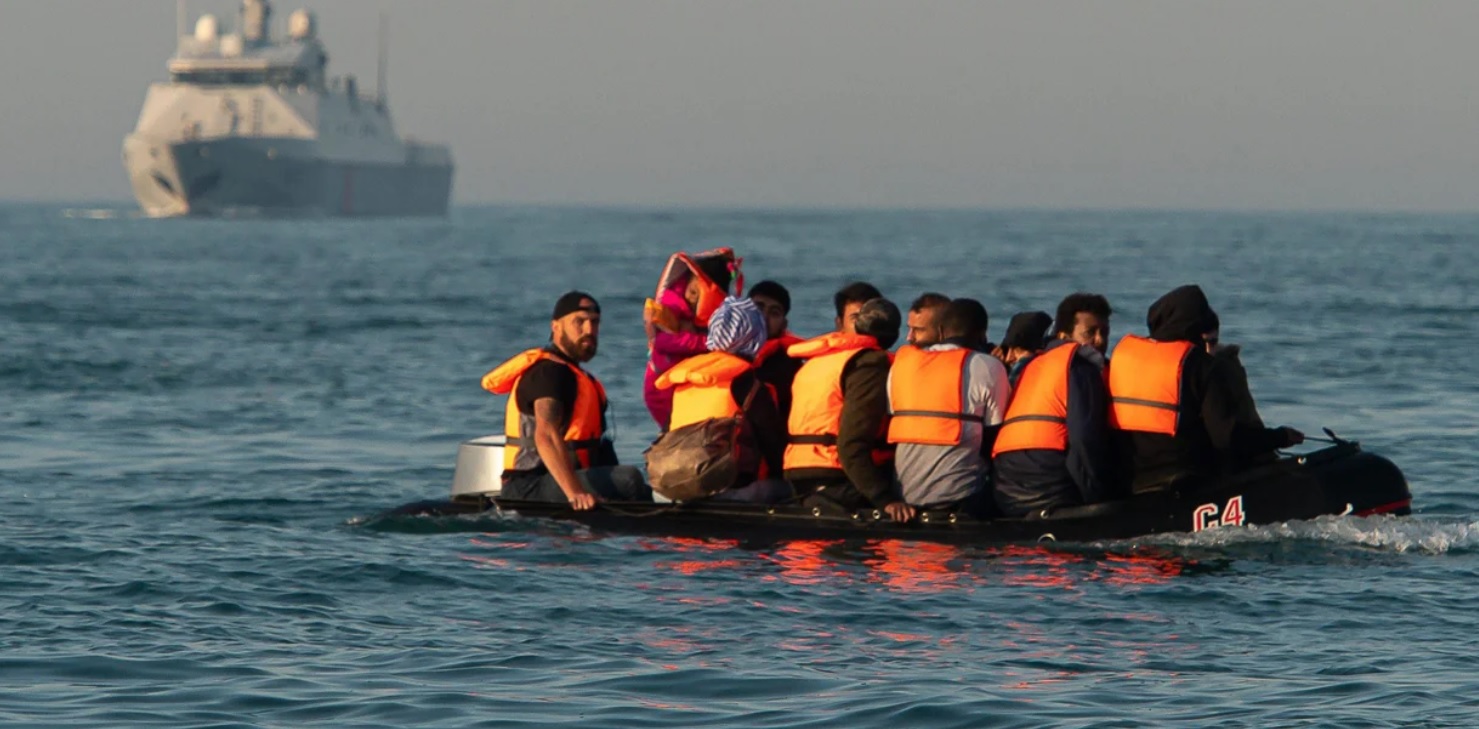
[
  {"x1": 884, "y1": 501, "x2": 916, "y2": 522},
  {"x1": 563, "y1": 488, "x2": 599, "y2": 511}
]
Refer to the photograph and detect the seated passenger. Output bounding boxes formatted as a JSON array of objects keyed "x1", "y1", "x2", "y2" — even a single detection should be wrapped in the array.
[
  {"x1": 994, "y1": 310, "x2": 1053, "y2": 384},
  {"x1": 748, "y1": 280, "x2": 804, "y2": 422},
  {"x1": 482, "y1": 292, "x2": 653, "y2": 509},
  {"x1": 642, "y1": 249, "x2": 740, "y2": 430},
  {"x1": 786, "y1": 298, "x2": 913, "y2": 521},
  {"x1": 993, "y1": 293, "x2": 1120, "y2": 516},
  {"x1": 655, "y1": 297, "x2": 791, "y2": 503},
  {"x1": 1110, "y1": 285, "x2": 1304, "y2": 493},
  {"x1": 833, "y1": 281, "x2": 883, "y2": 334},
  {"x1": 948, "y1": 297, "x2": 995, "y2": 353},
  {"x1": 889, "y1": 299, "x2": 1012, "y2": 516},
  {"x1": 905, "y1": 292, "x2": 952, "y2": 348}
]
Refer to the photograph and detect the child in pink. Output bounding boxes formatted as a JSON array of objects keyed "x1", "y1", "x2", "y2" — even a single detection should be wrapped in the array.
[
  {"x1": 642, "y1": 250, "x2": 740, "y2": 430},
  {"x1": 643, "y1": 273, "x2": 710, "y2": 429}
]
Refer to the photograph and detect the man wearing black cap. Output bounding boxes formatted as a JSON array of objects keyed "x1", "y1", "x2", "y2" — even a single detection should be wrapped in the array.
[{"x1": 481, "y1": 291, "x2": 652, "y2": 509}]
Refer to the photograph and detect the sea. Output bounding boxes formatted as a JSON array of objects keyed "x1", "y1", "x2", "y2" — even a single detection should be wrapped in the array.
[{"x1": 4, "y1": 203, "x2": 1478, "y2": 727}]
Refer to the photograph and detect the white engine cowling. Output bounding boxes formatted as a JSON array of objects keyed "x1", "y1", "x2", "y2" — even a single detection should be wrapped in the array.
[{"x1": 451, "y1": 435, "x2": 506, "y2": 498}]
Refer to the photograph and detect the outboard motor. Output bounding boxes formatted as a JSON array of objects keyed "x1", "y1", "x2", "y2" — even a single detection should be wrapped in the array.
[{"x1": 451, "y1": 435, "x2": 506, "y2": 499}]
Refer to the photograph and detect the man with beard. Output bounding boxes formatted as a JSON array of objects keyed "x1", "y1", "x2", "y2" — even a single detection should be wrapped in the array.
[
  {"x1": 904, "y1": 292, "x2": 951, "y2": 348},
  {"x1": 481, "y1": 291, "x2": 652, "y2": 509}
]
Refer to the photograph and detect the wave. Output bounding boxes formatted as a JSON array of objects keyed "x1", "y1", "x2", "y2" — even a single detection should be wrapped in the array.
[{"x1": 1126, "y1": 514, "x2": 1478, "y2": 555}]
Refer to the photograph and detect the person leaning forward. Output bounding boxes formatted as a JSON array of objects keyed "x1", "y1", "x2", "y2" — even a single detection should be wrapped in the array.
[
  {"x1": 785, "y1": 298, "x2": 913, "y2": 521},
  {"x1": 481, "y1": 291, "x2": 653, "y2": 509}
]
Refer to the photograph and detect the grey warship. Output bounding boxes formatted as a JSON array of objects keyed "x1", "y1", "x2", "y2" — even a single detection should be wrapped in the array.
[{"x1": 123, "y1": 0, "x2": 453, "y2": 217}]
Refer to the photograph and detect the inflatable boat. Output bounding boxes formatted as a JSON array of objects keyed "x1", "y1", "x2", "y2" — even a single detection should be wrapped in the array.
[{"x1": 381, "y1": 433, "x2": 1411, "y2": 545}]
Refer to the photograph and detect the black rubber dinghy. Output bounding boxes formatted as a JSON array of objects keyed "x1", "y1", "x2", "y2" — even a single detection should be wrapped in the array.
[{"x1": 383, "y1": 442, "x2": 1410, "y2": 545}]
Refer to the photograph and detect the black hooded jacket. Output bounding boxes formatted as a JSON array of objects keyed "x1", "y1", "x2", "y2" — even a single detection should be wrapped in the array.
[{"x1": 1119, "y1": 285, "x2": 1292, "y2": 492}]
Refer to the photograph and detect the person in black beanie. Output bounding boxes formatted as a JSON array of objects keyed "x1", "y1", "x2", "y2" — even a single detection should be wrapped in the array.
[{"x1": 994, "y1": 310, "x2": 1053, "y2": 382}]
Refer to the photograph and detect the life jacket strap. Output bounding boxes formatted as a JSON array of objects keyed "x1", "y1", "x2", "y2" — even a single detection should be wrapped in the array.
[
  {"x1": 506, "y1": 437, "x2": 604, "y2": 451},
  {"x1": 1001, "y1": 414, "x2": 1068, "y2": 426},
  {"x1": 890, "y1": 409, "x2": 986, "y2": 423},
  {"x1": 789, "y1": 434, "x2": 838, "y2": 446},
  {"x1": 1110, "y1": 396, "x2": 1179, "y2": 411}
]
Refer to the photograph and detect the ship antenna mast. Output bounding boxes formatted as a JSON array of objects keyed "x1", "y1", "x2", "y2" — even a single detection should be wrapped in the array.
[
  {"x1": 177, "y1": 0, "x2": 187, "y2": 40},
  {"x1": 377, "y1": 10, "x2": 389, "y2": 105}
]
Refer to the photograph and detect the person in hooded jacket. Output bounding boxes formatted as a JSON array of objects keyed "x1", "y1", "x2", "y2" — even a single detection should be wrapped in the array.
[{"x1": 1109, "y1": 285, "x2": 1303, "y2": 493}]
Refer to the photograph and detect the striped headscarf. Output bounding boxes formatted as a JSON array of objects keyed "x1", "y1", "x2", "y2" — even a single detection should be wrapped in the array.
[{"x1": 706, "y1": 296, "x2": 768, "y2": 359}]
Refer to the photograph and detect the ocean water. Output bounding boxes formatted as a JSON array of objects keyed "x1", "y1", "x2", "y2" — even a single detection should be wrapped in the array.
[{"x1": 4, "y1": 203, "x2": 1478, "y2": 727}]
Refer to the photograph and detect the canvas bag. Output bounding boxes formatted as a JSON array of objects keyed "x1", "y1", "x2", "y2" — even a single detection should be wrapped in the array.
[{"x1": 644, "y1": 383, "x2": 761, "y2": 502}]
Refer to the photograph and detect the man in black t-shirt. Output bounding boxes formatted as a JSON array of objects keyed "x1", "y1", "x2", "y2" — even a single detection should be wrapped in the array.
[{"x1": 485, "y1": 291, "x2": 651, "y2": 508}]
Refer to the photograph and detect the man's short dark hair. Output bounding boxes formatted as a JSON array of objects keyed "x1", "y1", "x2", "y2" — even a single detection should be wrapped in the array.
[
  {"x1": 1054, "y1": 293, "x2": 1113, "y2": 336},
  {"x1": 941, "y1": 298, "x2": 989, "y2": 338},
  {"x1": 834, "y1": 281, "x2": 883, "y2": 318},
  {"x1": 909, "y1": 292, "x2": 951, "y2": 313},
  {"x1": 748, "y1": 280, "x2": 791, "y2": 314},
  {"x1": 854, "y1": 298, "x2": 901, "y2": 349}
]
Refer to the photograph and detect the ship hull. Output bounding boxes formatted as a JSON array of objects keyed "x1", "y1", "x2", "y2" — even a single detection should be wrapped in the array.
[{"x1": 123, "y1": 134, "x2": 452, "y2": 218}]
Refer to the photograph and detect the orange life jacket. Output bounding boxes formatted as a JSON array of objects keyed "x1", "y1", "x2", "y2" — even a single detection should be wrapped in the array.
[
  {"x1": 1107, "y1": 335, "x2": 1194, "y2": 436},
  {"x1": 886, "y1": 346, "x2": 984, "y2": 446},
  {"x1": 753, "y1": 331, "x2": 803, "y2": 369},
  {"x1": 992, "y1": 342, "x2": 1077, "y2": 456},
  {"x1": 481, "y1": 348, "x2": 607, "y2": 472},
  {"x1": 784, "y1": 332, "x2": 890, "y2": 471},
  {"x1": 656, "y1": 351, "x2": 753, "y2": 429},
  {"x1": 655, "y1": 249, "x2": 744, "y2": 328}
]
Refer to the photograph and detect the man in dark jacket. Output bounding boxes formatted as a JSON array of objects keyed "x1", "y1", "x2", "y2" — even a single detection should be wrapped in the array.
[
  {"x1": 748, "y1": 280, "x2": 804, "y2": 422},
  {"x1": 993, "y1": 294, "x2": 1120, "y2": 516},
  {"x1": 788, "y1": 298, "x2": 913, "y2": 521},
  {"x1": 1111, "y1": 285, "x2": 1303, "y2": 492}
]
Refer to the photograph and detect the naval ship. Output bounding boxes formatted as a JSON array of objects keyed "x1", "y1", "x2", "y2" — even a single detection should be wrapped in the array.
[{"x1": 123, "y1": 0, "x2": 453, "y2": 217}]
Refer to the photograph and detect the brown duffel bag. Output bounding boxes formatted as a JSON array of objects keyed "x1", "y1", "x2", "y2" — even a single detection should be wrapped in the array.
[{"x1": 644, "y1": 384, "x2": 760, "y2": 502}]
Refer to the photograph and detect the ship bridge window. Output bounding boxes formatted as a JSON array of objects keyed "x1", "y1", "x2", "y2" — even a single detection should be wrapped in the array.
[{"x1": 173, "y1": 70, "x2": 268, "y2": 85}]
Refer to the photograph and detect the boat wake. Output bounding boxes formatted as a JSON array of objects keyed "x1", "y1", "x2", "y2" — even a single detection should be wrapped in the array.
[
  {"x1": 355, "y1": 507, "x2": 1477, "y2": 558},
  {"x1": 1127, "y1": 514, "x2": 1478, "y2": 555},
  {"x1": 61, "y1": 208, "x2": 133, "y2": 220}
]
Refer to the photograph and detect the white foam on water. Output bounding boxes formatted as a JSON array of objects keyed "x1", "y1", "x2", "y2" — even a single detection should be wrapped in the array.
[
  {"x1": 1129, "y1": 515, "x2": 1479, "y2": 555},
  {"x1": 60, "y1": 208, "x2": 127, "y2": 220}
]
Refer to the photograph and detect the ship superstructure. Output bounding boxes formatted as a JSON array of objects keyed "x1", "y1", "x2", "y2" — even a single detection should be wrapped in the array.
[{"x1": 123, "y1": 0, "x2": 453, "y2": 217}]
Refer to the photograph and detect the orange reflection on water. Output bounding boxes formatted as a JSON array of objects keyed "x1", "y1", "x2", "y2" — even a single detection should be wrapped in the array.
[
  {"x1": 1096, "y1": 551, "x2": 1187, "y2": 585},
  {"x1": 862, "y1": 539, "x2": 976, "y2": 593},
  {"x1": 760, "y1": 539, "x2": 848, "y2": 585},
  {"x1": 639, "y1": 536, "x2": 749, "y2": 576}
]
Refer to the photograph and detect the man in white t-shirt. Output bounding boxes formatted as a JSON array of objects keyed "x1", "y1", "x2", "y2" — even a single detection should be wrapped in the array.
[{"x1": 886, "y1": 298, "x2": 1012, "y2": 517}]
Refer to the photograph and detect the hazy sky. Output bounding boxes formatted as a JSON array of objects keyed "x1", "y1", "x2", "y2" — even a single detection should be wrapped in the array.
[{"x1": 4, "y1": 0, "x2": 1479, "y2": 210}]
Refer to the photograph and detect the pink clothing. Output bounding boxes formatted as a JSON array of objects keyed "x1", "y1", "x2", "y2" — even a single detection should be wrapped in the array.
[{"x1": 643, "y1": 286, "x2": 709, "y2": 429}]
